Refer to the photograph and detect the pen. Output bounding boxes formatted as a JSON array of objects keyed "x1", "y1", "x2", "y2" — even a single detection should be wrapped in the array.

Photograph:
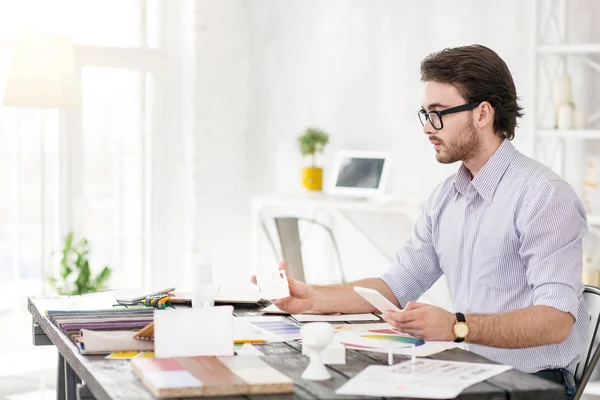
[{"x1": 234, "y1": 339, "x2": 266, "y2": 344}]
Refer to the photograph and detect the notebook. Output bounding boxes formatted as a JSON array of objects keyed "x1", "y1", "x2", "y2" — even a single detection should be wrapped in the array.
[
  {"x1": 132, "y1": 355, "x2": 294, "y2": 398},
  {"x1": 169, "y1": 290, "x2": 263, "y2": 305}
]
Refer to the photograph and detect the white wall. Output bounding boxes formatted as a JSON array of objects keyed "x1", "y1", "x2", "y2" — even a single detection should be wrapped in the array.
[
  {"x1": 193, "y1": 1, "x2": 538, "y2": 298},
  {"x1": 194, "y1": 1, "x2": 251, "y2": 285}
]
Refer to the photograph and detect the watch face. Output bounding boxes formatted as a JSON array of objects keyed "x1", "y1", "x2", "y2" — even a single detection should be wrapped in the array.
[{"x1": 454, "y1": 322, "x2": 469, "y2": 338}]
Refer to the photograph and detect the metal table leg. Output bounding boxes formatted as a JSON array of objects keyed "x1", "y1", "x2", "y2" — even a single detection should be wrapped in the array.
[
  {"x1": 57, "y1": 352, "x2": 65, "y2": 400},
  {"x1": 64, "y1": 357, "x2": 77, "y2": 400}
]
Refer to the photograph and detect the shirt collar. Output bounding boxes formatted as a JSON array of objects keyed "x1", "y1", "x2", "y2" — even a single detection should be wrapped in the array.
[{"x1": 453, "y1": 139, "x2": 517, "y2": 203}]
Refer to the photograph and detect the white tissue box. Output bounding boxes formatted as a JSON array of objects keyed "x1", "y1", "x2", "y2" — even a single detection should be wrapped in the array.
[{"x1": 303, "y1": 339, "x2": 346, "y2": 365}]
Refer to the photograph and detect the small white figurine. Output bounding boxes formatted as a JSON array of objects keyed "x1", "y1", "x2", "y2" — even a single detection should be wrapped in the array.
[
  {"x1": 257, "y1": 269, "x2": 290, "y2": 300},
  {"x1": 301, "y1": 323, "x2": 334, "y2": 381}
]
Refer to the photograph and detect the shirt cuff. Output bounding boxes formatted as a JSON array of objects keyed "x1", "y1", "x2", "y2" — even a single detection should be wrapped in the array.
[
  {"x1": 380, "y1": 266, "x2": 423, "y2": 309},
  {"x1": 532, "y1": 283, "x2": 579, "y2": 319}
]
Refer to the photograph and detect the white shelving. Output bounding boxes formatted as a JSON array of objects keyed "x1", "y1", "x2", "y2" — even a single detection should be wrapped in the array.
[
  {"x1": 537, "y1": 129, "x2": 600, "y2": 139},
  {"x1": 538, "y1": 43, "x2": 600, "y2": 54},
  {"x1": 533, "y1": 1, "x2": 600, "y2": 232}
]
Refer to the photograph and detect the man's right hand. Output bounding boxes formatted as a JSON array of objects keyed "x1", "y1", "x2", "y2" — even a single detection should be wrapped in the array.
[{"x1": 251, "y1": 260, "x2": 314, "y2": 314}]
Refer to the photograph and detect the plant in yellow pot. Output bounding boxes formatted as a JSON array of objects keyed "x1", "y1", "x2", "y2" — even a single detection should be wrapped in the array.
[{"x1": 298, "y1": 128, "x2": 329, "y2": 191}]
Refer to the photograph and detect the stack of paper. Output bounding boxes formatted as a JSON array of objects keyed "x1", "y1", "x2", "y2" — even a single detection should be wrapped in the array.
[
  {"x1": 336, "y1": 358, "x2": 512, "y2": 398},
  {"x1": 292, "y1": 313, "x2": 380, "y2": 322}
]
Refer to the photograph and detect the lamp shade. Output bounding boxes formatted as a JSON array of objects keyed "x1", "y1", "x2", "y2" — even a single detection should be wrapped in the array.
[{"x1": 3, "y1": 34, "x2": 80, "y2": 108}]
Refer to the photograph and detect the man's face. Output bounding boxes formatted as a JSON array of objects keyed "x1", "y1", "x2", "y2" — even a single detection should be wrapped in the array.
[{"x1": 421, "y1": 81, "x2": 480, "y2": 164}]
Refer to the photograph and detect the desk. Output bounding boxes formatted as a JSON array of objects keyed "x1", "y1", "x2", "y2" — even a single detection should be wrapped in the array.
[
  {"x1": 29, "y1": 296, "x2": 564, "y2": 400},
  {"x1": 250, "y1": 193, "x2": 422, "y2": 273}
]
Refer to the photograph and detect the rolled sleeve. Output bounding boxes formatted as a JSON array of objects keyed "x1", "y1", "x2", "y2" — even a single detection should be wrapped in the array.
[
  {"x1": 532, "y1": 283, "x2": 580, "y2": 317},
  {"x1": 519, "y1": 181, "x2": 587, "y2": 320},
  {"x1": 381, "y1": 200, "x2": 442, "y2": 308}
]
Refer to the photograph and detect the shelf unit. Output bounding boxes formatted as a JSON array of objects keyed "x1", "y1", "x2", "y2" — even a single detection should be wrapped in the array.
[
  {"x1": 534, "y1": 2, "x2": 600, "y2": 394},
  {"x1": 533, "y1": 0, "x2": 600, "y2": 228},
  {"x1": 537, "y1": 43, "x2": 600, "y2": 54},
  {"x1": 537, "y1": 129, "x2": 600, "y2": 139}
]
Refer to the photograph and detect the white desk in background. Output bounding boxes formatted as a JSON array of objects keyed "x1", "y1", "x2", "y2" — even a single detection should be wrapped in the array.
[{"x1": 249, "y1": 193, "x2": 423, "y2": 274}]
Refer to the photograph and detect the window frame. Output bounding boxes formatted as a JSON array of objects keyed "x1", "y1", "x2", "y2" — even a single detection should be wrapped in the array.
[{"x1": 0, "y1": 0, "x2": 195, "y2": 291}]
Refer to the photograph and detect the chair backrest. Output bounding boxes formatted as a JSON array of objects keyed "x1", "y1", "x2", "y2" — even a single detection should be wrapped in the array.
[
  {"x1": 575, "y1": 285, "x2": 600, "y2": 382},
  {"x1": 261, "y1": 216, "x2": 345, "y2": 284}
]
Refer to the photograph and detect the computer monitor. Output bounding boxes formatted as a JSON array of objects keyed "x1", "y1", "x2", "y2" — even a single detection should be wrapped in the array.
[{"x1": 327, "y1": 150, "x2": 391, "y2": 197}]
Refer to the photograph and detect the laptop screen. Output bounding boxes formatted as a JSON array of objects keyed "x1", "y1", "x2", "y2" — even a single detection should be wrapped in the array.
[{"x1": 335, "y1": 157, "x2": 386, "y2": 189}]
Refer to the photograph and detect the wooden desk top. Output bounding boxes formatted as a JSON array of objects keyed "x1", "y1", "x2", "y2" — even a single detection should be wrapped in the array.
[{"x1": 28, "y1": 296, "x2": 564, "y2": 400}]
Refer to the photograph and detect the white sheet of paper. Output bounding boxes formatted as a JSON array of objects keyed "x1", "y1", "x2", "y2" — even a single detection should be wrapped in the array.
[
  {"x1": 292, "y1": 313, "x2": 379, "y2": 322},
  {"x1": 233, "y1": 318, "x2": 268, "y2": 341},
  {"x1": 336, "y1": 359, "x2": 512, "y2": 399},
  {"x1": 235, "y1": 343, "x2": 264, "y2": 356},
  {"x1": 334, "y1": 322, "x2": 395, "y2": 331},
  {"x1": 154, "y1": 306, "x2": 234, "y2": 358},
  {"x1": 261, "y1": 304, "x2": 288, "y2": 314},
  {"x1": 169, "y1": 290, "x2": 263, "y2": 304},
  {"x1": 257, "y1": 270, "x2": 290, "y2": 300}
]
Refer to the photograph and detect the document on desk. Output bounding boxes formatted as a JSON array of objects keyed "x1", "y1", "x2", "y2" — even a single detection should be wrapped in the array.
[
  {"x1": 292, "y1": 313, "x2": 380, "y2": 322},
  {"x1": 336, "y1": 358, "x2": 512, "y2": 399}
]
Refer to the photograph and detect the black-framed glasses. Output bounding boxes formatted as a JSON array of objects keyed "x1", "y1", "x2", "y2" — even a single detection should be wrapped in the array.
[{"x1": 418, "y1": 101, "x2": 482, "y2": 130}]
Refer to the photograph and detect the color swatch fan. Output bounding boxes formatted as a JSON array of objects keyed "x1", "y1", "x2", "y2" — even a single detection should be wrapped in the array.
[{"x1": 132, "y1": 355, "x2": 294, "y2": 398}]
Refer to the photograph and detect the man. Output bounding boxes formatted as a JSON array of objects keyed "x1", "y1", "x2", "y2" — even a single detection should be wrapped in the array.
[{"x1": 253, "y1": 45, "x2": 587, "y2": 398}]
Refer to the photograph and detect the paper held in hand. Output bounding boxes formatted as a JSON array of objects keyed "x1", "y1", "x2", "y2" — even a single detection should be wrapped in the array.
[{"x1": 256, "y1": 270, "x2": 290, "y2": 300}]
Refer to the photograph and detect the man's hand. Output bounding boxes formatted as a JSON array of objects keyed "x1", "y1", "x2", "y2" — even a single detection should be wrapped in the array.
[
  {"x1": 383, "y1": 302, "x2": 456, "y2": 341},
  {"x1": 251, "y1": 260, "x2": 314, "y2": 314}
]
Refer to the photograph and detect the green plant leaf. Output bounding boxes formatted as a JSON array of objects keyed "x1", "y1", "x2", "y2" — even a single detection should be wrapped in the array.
[
  {"x1": 48, "y1": 231, "x2": 112, "y2": 295},
  {"x1": 298, "y1": 128, "x2": 329, "y2": 158},
  {"x1": 93, "y1": 267, "x2": 112, "y2": 291}
]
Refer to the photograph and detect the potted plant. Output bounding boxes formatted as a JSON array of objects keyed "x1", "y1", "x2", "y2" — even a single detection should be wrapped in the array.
[
  {"x1": 47, "y1": 231, "x2": 112, "y2": 295},
  {"x1": 298, "y1": 128, "x2": 329, "y2": 191}
]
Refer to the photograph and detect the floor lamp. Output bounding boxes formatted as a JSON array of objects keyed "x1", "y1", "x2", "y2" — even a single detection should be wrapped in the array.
[{"x1": 3, "y1": 34, "x2": 80, "y2": 296}]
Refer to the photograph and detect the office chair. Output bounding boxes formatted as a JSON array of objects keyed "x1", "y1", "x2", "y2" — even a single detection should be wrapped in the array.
[
  {"x1": 261, "y1": 216, "x2": 346, "y2": 284},
  {"x1": 574, "y1": 285, "x2": 600, "y2": 399}
]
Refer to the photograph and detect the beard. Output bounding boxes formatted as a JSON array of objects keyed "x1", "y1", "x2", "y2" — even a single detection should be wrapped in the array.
[{"x1": 434, "y1": 116, "x2": 480, "y2": 164}]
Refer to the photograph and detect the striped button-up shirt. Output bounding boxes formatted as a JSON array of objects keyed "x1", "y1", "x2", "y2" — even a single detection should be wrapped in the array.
[{"x1": 381, "y1": 139, "x2": 589, "y2": 373}]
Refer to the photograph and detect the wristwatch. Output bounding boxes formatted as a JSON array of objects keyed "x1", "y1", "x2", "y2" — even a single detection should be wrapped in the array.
[{"x1": 453, "y1": 312, "x2": 469, "y2": 343}]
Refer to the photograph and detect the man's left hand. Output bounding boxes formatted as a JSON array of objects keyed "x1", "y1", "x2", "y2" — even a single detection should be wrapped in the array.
[{"x1": 382, "y1": 302, "x2": 456, "y2": 341}]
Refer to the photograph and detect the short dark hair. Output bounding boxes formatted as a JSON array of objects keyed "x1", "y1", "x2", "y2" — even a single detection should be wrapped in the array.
[{"x1": 420, "y1": 45, "x2": 523, "y2": 140}]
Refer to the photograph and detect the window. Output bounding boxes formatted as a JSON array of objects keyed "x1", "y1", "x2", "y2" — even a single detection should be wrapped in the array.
[
  {"x1": 0, "y1": 0, "x2": 177, "y2": 352},
  {"x1": 79, "y1": 67, "x2": 151, "y2": 286},
  {"x1": 0, "y1": 0, "x2": 160, "y2": 47}
]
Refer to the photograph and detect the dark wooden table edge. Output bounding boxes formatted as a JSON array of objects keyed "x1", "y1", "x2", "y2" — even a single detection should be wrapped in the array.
[{"x1": 29, "y1": 297, "x2": 566, "y2": 400}]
